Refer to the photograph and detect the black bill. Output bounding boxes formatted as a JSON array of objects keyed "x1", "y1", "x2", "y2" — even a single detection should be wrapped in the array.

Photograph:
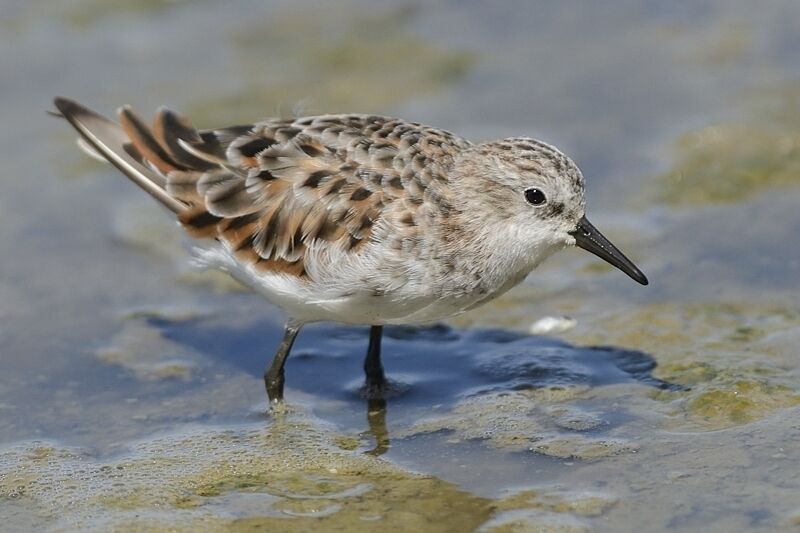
[{"x1": 569, "y1": 216, "x2": 648, "y2": 285}]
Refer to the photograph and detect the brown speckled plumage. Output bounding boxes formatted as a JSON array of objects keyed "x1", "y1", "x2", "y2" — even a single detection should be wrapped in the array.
[{"x1": 118, "y1": 106, "x2": 472, "y2": 280}]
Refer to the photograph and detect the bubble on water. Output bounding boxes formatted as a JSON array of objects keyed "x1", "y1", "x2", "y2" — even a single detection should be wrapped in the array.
[
  {"x1": 0, "y1": 410, "x2": 470, "y2": 530},
  {"x1": 481, "y1": 484, "x2": 620, "y2": 529},
  {"x1": 0, "y1": 405, "x2": 624, "y2": 530},
  {"x1": 544, "y1": 406, "x2": 605, "y2": 431},
  {"x1": 400, "y1": 388, "x2": 637, "y2": 460},
  {"x1": 530, "y1": 435, "x2": 638, "y2": 460}
]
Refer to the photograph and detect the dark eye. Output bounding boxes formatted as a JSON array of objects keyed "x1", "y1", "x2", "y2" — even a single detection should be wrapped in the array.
[{"x1": 524, "y1": 188, "x2": 547, "y2": 206}]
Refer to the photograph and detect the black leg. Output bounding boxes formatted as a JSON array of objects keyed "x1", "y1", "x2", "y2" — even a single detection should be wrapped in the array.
[
  {"x1": 264, "y1": 320, "x2": 302, "y2": 405},
  {"x1": 363, "y1": 325, "x2": 386, "y2": 397}
]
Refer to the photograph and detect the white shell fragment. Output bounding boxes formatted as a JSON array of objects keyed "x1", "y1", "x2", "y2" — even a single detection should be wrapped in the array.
[{"x1": 530, "y1": 316, "x2": 577, "y2": 335}]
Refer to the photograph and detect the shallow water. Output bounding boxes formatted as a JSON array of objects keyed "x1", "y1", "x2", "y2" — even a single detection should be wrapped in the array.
[{"x1": 2, "y1": 1, "x2": 800, "y2": 531}]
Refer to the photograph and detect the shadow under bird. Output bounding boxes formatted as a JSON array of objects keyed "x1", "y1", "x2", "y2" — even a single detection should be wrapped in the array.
[{"x1": 53, "y1": 97, "x2": 648, "y2": 406}]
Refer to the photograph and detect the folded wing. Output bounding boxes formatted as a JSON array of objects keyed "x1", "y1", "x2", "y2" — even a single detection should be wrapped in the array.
[{"x1": 54, "y1": 98, "x2": 467, "y2": 282}]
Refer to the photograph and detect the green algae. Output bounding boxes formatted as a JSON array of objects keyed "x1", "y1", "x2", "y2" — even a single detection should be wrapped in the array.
[
  {"x1": 655, "y1": 86, "x2": 800, "y2": 206},
  {"x1": 96, "y1": 317, "x2": 201, "y2": 382},
  {"x1": 497, "y1": 488, "x2": 618, "y2": 518},
  {"x1": 0, "y1": 410, "x2": 620, "y2": 532},
  {"x1": 655, "y1": 361, "x2": 717, "y2": 386},
  {"x1": 185, "y1": 5, "x2": 474, "y2": 125},
  {"x1": 684, "y1": 381, "x2": 800, "y2": 429},
  {"x1": 0, "y1": 416, "x2": 483, "y2": 530},
  {"x1": 402, "y1": 389, "x2": 639, "y2": 460},
  {"x1": 0, "y1": 0, "x2": 180, "y2": 32},
  {"x1": 478, "y1": 509, "x2": 590, "y2": 533},
  {"x1": 401, "y1": 287, "x2": 800, "y2": 440},
  {"x1": 457, "y1": 292, "x2": 800, "y2": 433},
  {"x1": 565, "y1": 301, "x2": 800, "y2": 431},
  {"x1": 62, "y1": 0, "x2": 181, "y2": 28}
]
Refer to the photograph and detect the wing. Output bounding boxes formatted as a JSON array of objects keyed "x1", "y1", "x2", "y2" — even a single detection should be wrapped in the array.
[{"x1": 53, "y1": 97, "x2": 470, "y2": 281}]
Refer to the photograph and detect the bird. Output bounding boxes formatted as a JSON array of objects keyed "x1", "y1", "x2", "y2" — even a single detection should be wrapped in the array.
[{"x1": 53, "y1": 97, "x2": 648, "y2": 406}]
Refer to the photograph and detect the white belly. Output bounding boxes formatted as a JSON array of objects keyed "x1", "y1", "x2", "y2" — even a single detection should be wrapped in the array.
[{"x1": 191, "y1": 244, "x2": 505, "y2": 325}]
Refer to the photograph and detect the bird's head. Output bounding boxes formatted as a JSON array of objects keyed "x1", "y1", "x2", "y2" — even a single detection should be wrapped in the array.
[{"x1": 454, "y1": 137, "x2": 648, "y2": 285}]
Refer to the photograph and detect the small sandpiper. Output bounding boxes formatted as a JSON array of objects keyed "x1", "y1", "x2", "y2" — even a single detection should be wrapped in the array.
[{"x1": 54, "y1": 97, "x2": 648, "y2": 405}]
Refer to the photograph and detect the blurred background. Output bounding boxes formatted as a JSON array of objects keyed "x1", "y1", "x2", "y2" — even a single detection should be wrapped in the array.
[{"x1": 2, "y1": 1, "x2": 800, "y2": 531}]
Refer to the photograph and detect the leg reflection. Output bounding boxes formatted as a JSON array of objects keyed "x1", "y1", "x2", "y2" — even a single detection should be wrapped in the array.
[{"x1": 363, "y1": 398, "x2": 390, "y2": 456}]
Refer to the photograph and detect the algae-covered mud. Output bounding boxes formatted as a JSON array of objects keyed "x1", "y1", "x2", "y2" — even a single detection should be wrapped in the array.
[{"x1": 2, "y1": 1, "x2": 800, "y2": 531}]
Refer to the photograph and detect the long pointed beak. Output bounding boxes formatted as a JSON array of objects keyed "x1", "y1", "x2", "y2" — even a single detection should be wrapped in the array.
[{"x1": 569, "y1": 216, "x2": 648, "y2": 285}]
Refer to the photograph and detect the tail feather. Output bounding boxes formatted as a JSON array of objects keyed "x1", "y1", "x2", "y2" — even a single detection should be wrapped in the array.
[
  {"x1": 53, "y1": 97, "x2": 186, "y2": 214},
  {"x1": 151, "y1": 107, "x2": 217, "y2": 171},
  {"x1": 117, "y1": 105, "x2": 186, "y2": 176}
]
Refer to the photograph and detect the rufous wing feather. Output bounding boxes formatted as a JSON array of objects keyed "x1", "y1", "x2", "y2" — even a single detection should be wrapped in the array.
[{"x1": 54, "y1": 98, "x2": 470, "y2": 282}]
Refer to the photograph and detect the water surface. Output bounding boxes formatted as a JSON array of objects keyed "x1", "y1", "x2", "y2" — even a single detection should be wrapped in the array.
[{"x1": 2, "y1": 1, "x2": 800, "y2": 531}]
